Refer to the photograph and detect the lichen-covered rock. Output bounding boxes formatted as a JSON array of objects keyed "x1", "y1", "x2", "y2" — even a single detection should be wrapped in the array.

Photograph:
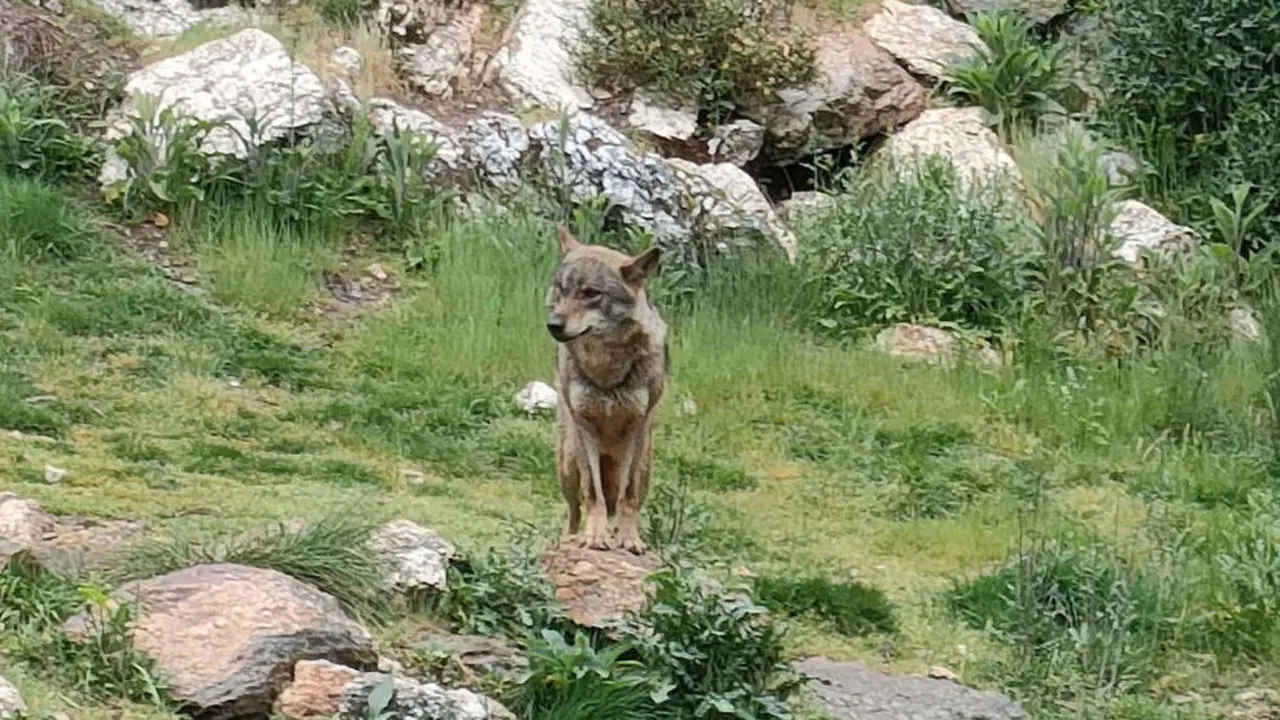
[
  {"x1": 669, "y1": 159, "x2": 796, "y2": 261},
  {"x1": 882, "y1": 107, "x2": 1020, "y2": 191},
  {"x1": 493, "y1": 0, "x2": 594, "y2": 112},
  {"x1": 99, "y1": 29, "x2": 329, "y2": 187},
  {"x1": 90, "y1": 0, "x2": 246, "y2": 39},
  {"x1": 459, "y1": 112, "x2": 529, "y2": 189},
  {"x1": 1109, "y1": 199, "x2": 1196, "y2": 266},
  {"x1": 749, "y1": 29, "x2": 925, "y2": 165},
  {"x1": 864, "y1": 0, "x2": 985, "y2": 79},
  {"x1": 369, "y1": 520, "x2": 455, "y2": 593},
  {"x1": 62, "y1": 564, "x2": 376, "y2": 720},
  {"x1": 338, "y1": 674, "x2": 514, "y2": 720},
  {"x1": 797, "y1": 657, "x2": 1027, "y2": 720}
]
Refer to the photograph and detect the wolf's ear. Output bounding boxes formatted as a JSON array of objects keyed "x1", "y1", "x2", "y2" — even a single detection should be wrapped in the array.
[
  {"x1": 556, "y1": 224, "x2": 581, "y2": 255},
  {"x1": 621, "y1": 246, "x2": 661, "y2": 286}
]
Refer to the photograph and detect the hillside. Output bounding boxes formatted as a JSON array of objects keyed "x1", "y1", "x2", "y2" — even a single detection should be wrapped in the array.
[{"x1": 2, "y1": 0, "x2": 1280, "y2": 719}]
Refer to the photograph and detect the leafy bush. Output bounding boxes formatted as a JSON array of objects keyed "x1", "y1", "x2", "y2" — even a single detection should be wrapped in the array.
[
  {"x1": 754, "y1": 574, "x2": 897, "y2": 636},
  {"x1": 435, "y1": 540, "x2": 568, "y2": 637},
  {"x1": 1097, "y1": 0, "x2": 1280, "y2": 241},
  {"x1": 945, "y1": 11, "x2": 1080, "y2": 135},
  {"x1": 508, "y1": 630, "x2": 669, "y2": 720},
  {"x1": 797, "y1": 157, "x2": 1039, "y2": 336},
  {"x1": 575, "y1": 0, "x2": 815, "y2": 121},
  {"x1": 624, "y1": 566, "x2": 802, "y2": 720}
]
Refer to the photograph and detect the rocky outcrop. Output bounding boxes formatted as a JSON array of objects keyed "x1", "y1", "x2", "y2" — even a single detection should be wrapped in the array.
[
  {"x1": 365, "y1": 98, "x2": 463, "y2": 173},
  {"x1": 797, "y1": 657, "x2": 1027, "y2": 720},
  {"x1": 460, "y1": 112, "x2": 530, "y2": 190},
  {"x1": 864, "y1": 0, "x2": 985, "y2": 79},
  {"x1": 369, "y1": 520, "x2": 455, "y2": 593},
  {"x1": 397, "y1": 3, "x2": 485, "y2": 99},
  {"x1": 748, "y1": 29, "x2": 926, "y2": 166},
  {"x1": 62, "y1": 564, "x2": 376, "y2": 719},
  {"x1": 882, "y1": 107, "x2": 1020, "y2": 191},
  {"x1": 541, "y1": 541, "x2": 662, "y2": 627},
  {"x1": 100, "y1": 29, "x2": 329, "y2": 187},
  {"x1": 493, "y1": 0, "x2": 594, "y2": 112},
  {"x1": 90, "y1": 0, "x2": 246, "y2": 39},
  {"x1": 1108, "y1": 199, "x2": 1196, "y2": 266}
]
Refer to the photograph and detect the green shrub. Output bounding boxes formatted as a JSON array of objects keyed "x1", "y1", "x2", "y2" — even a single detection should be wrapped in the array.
[
  {"x1": 754, "y1": 574, "x2": 897, "y2": 636},
  {"x1": 797, "y1": 157, "x2": 1039, "y2": 336},
  {"x1": 575, "y1": 0, "x2": 815, "y2": 121},
  {"x1": 435, "y1": 540, "x2": 568, "y2": 638},
  {"x1": 944, "y1": 11, "x2": 1080, "y2": 135},
  {"x1": 1097, "y1": 0, "x2": 1280, "y2": 242},
  {"x1": 624, "y1": 566, "x2": 802, "y2": 720},
  {"x1": 507, "y1": 630, "x2": 669, "y2": 720}
]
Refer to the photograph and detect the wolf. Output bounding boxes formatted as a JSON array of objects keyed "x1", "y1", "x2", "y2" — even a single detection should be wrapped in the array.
[{"x1": 545, "y1": 224, "x2": 669, "y2": 554}]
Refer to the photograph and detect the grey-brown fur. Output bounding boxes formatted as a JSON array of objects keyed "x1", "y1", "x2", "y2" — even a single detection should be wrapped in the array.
[{"x1": 545, "y1": 224, "x2": 668, "y2": 553}]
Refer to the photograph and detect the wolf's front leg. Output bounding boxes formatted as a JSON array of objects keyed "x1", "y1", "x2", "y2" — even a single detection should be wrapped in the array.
[
  {"x1": 613, "y1": 428, "x2": 646, "y2": 554},
  {"x1": 576, "y1": 423, "x2": 612, "y2": 550}
]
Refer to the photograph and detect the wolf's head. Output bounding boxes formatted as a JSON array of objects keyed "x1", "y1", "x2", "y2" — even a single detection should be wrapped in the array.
[{"x1": 545, "y1": 224, "x2": 661, "y2": 344}]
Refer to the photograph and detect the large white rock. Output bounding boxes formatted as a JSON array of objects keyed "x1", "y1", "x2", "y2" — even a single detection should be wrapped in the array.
[
  {"x1": 1109, "y1": 200, "x2": 1196, "y2": 266},
  {"x1": 515, "y1": 381, "x2": 558, "y2": 414},
  {"x1": 628, "y1": 91, "x2": 698, "y2": 141},
  {"x1": 494, "y1": 0, "x2": 594, "y2": 112},
  {"x1": 91, "y1": 0, "x2": 246, "y2": 39},
  {"x1": 865, "y1": 0, "x2": 985, "y2": 78},
  {"x1": 100, "y1": 29, "x2": 328, "y2": 186},
  {"x1": 668, "y1": 160, "x2": 797, "y2": 261},
  {"x1": 882, "y1": 107, "x2": 1020, "y2": 191},
  {"x1": 369, "y1": 520, "x2": 455, "y2": 592},
  {"x1": 461, "y1": 112, "x2": 530, "y2": 190}
]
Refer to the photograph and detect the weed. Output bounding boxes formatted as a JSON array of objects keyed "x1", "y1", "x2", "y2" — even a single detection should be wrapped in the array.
[
  {"x1": 754, "y1": 574, "x2": 897, "y2": 636},
  {"x1": 507, "y1": 630, "x2": 668, "y2": 720},
  {"x1": 0, "y1": 70, "x2": 99, "y2": 182},
  {"x1": 116, "y1": 511, "x2": 390, "y2": 618},
  {"x1": 435, "y1": 540, "x2": 567, "y2": 638}
]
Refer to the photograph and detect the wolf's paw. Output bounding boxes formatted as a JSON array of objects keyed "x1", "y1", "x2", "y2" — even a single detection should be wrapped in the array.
[
  {"x1": 617, "y1": 532, "x2": 647, "y2": 555},
  {"x1": 579, "y1": 519, "x2": 613, "y2": 550}
]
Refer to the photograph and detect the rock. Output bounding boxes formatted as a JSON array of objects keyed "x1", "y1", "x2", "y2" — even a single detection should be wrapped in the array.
[
  {"x1": 409, "y1": 632, "x2": 529, "y2": 683},
  {"x1": 338, "y1": 673, "x2": 514, "y2": 720},
  {"x1": 875, "y1": 324, "x2": 1001, "y2": 369},
  {"x1": 398, "y1": 3, "x2": 484, "y2": 99},
  {"x1": 460, "y1": 112, "x2": 529, "y2": 190},
  {"x1": 374, "y1": 0, "x2": 457, "y2": 42},
  {"x1": 779, "y1": 191, "x2": 836, "y2": 221},
  {"x1": 366, "y1": 98, "x2": 463, "y2": 173},
  {"x1": 942, "y1": 0, "x2": 1067, "y2": 24},
  {"x1": 43, "y1": 464, "x2": 67, "y2": 484},
  {"x1": 628, "y1": 90, "x2": 698, "y2": 141},
  {"x1": 62, "y1": 564, "x2": 375, "y2": 719},
  {"x1": 668, "y1": 160, "x2": 797, "y2": 261},
  {"x1": 100, "y1": 29, "x2": 328, "y2": 187},
  {"x1": 329, "y1": 46, "x2": 364, "y2": 81},
  {"x1": 277, "y1": 660, "x2": 361, "y2": 720},
  {"x1": 540, "y1": 540, "x2": 662, "y2": 627},
  {"x1": 0, "y1": 492, "x2": 53, "y2": 560},
  {"x1": 707, "y1": 119, "x2": 765, "y2": 166},
  {"x1": 526, "y1": 113, "x2": 686, "y2": 238},
  {"x1": 1098, "y1": 149, "x2": 1140, "y2": 186},
  {"x1": 796, "y1": 658, "x2": 1027, "y2": 720},
  {"x1": 749, "y1": 30, "x2": 925, "y2": 166},
  {"x1": 1109, "y1": 199, "x2": 1196, "y2": 266},
  {"x1": 1228, "y1": 306, "x2": 1262, "y2": 344},
  {"x1": 515, "y1": 380, "x2": 558, "y2": 413},
  {"x1": 401, "y1": 469, "x2": 426, "y2": 486},
  {"x1": 90, "y1": 0, "x2": 246, "y2": 39},
  {"x1": 0, "y1": 675, "x2": 25, "y2": 719},
  {"x1": 494, "y1": 0, "x2": 594, "y2": 112},
  {"x1": 926, "y1": 666, "x2": 960, "y2": 682},
  {"x1": 882, "y1": 107, "x2": 1020, "y2": 192},
  {"x1": 0, "y1": 493, "x2": 143, "y2": 574},
  {"x1": 370, "y1": 520, "x2": 455, "y2": 593},
  {"x1": 864, "y1": 0, "x2": 985, "y2": 79}
]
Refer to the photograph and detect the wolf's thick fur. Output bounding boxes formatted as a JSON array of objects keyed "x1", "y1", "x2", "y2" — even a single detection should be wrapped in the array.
[{"x1": 545, "y1": 225, "x2": 668, "y2": 554}]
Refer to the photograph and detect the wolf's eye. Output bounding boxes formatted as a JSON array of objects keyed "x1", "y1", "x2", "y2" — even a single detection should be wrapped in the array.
[{"x1": 581, "y1": 288, "x2": 602, "y2": 300}]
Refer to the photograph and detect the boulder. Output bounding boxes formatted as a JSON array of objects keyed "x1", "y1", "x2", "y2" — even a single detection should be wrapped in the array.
[
  {"x1": 882, "y1": 107, "x2": 1020, "y2": 192},
  {"x1": 0, "y1": 675, "x2": 25, "y2": 720},
  {"x1": 368, "y1": 520, "x2": 455, "y2": 593},
  {"x1": 493, "y1": 0, "x2": 594, "y2": 112},
  {"x1": 864, "y1": 0, "x2": 985, "y2": 79},
  {"x1": 90, "y1": 0, "x2": 246, "y2": 39},
  {"x1": 99, "y1": 29, "x2": 329, "y2": 186},
  {"x1": 338, "y1": 673, "x2": 514, "y2": 720},
  {"x1": 669, "y1": 159, "x2": 797, "y2": 261},
  {"x1": 941, "y1": 0, "x2": 1068, "y2": 24},
  {"x1": 628, "y1": 90, "x2": 699, "y2": 142},
  {"x1": 1108, "y1": 199, "x2": 1196, "y2": 266},
  {"x1": 540, "y1": 541, "x2": 662, "y2": 627},
  {"x1": 514, "y1": 380, "x2": 558, "y2": 414},
  {"x1": 749, "y1": 29, "x2": 926, "y2": 165},
  {"x1": 62, "y1": 563, "x2": 375, "y2": 719},
  {"x1": 875, "y1": 323, "x2": 1001, "y2": 369},
  {"x1": 276, "y1": 660, "x2": 361, "y2": 720},
  {"x1": 708, "y1": 119, "x2": 765, "y2": 166},
  {"x1": 409, "y1": 632, "x2": 529, "y2": 683},
  {"x1": 0, "y1": 493, "x2": 144, "y2": 574},
  {"x1": 397, "y1": 3, "x2": 484, "y2": 99},
  {"x1": 796, "y1": 657, "x2": 1027, "y2": 720}
]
